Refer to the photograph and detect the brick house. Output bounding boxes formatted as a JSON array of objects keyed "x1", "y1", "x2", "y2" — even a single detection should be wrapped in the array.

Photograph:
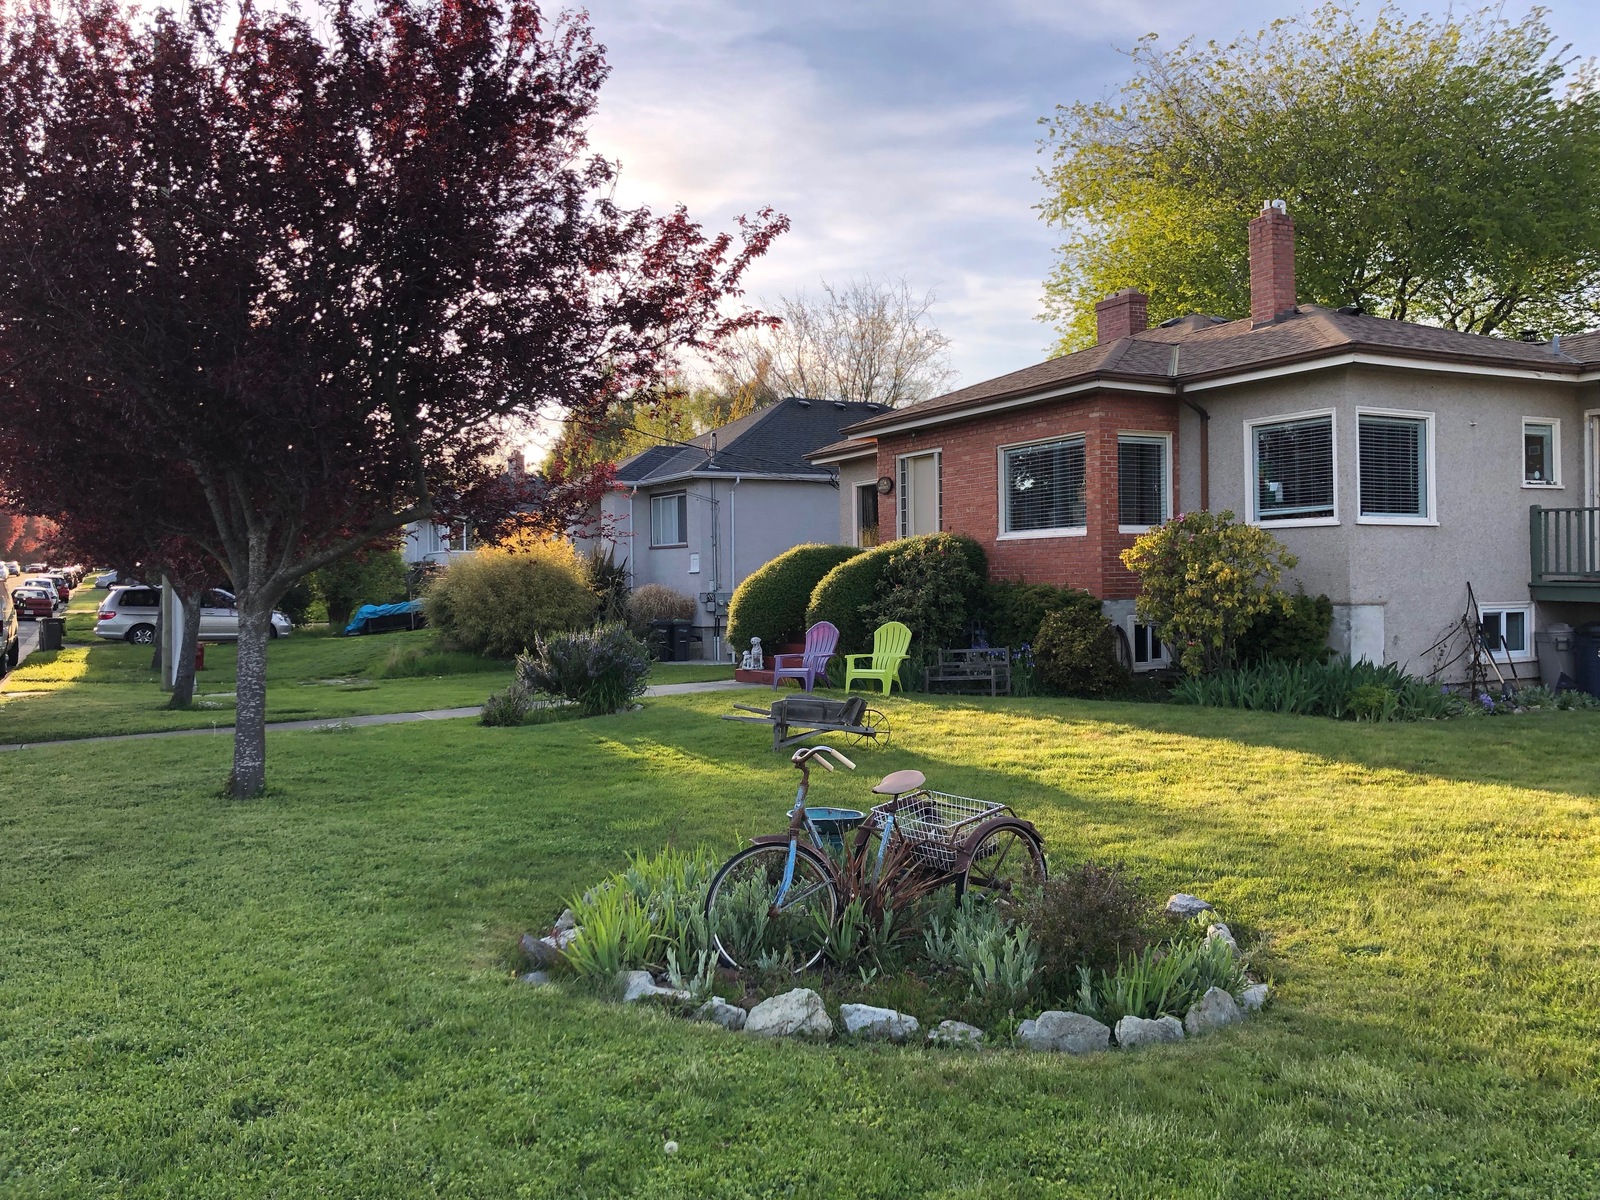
[{"x1": 809, "y1": 204, "x2": 1600, "y2": 679}]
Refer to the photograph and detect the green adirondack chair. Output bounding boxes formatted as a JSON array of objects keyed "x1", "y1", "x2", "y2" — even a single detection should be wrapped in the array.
[{"x1": 843, "y1": 621, "x2": 912, "y2": 694}]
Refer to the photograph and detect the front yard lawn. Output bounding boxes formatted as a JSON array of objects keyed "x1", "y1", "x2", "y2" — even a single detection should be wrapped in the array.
[
  {"x1": 0, "y1": 612, "x2": 736, "y2": 743},
  {"x1": 2, "y1": 692, "x2": 1598, "y2": 1196}
]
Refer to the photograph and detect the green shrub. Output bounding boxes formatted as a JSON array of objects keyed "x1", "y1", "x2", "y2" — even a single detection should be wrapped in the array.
[
  {"x1": 1074, "y1": 937, "x2": 1248, "y2": 1026},
  {"x1": 1171, "y1": 657, "x2": 1464, "y2": 721},
  {"x1": 805, "y1": 542, "x2": 897, "y2": 655},
  {"x1": 1121, "y1": 510, "x2": 1298, "y2": 675},
  {"x1": 1033, "y1": 606, "x2": 1130, "y2": 697},
  {"x1": 424, "y1": 541, "x2": 597, "y2": 658},
  {"x1": 480, "y1": 678, "x2": 535, "y2": 727},
  {"x1": 727, "y1": 543, "x2": 861, "y2": 651},
  {"x1": 978, "y1": 580, "x2": 1100, "y2": 649},
  {"x1": 860, "y1": 533, "x2": 987, "y2": 663},
  {"x1": 584, "y1": 546, "x2": 631, "y2": 625},
  {"x1": 1016, "y1": 862, "x2": 1162, "y2": 996},
  {"x1": 1239, "y1": 589, "x2": 1333, "y2": 665},
  {"x1": 624, "y1": 584, "x2": 696, "y2": 640},
  {"x1": 924, "y1": 896, "x2": 1039, "y2": 1002},
  {"x1": 517, "y1": 623, "x2": 651, "y2": 715}
]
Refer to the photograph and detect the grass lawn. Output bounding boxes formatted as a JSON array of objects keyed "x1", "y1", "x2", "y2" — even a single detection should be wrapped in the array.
[
  {"x1": 2, "y1": 689, "x2": 1598, "y2": 1196},
  {"x1": 0, "y1": 590, "x2": 736, "y2": 743}
]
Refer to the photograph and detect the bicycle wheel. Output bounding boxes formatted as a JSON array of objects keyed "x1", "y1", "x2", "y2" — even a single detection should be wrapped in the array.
[
  {"x1": 956, "y1": 821, "x2": 1046, "y2": 902},
  {"x1": 706, "y1": 842, "x2": 839, "y2": 972},
  {"x1": 846, "y1": 708, "x2": 890, "y2": 750}
]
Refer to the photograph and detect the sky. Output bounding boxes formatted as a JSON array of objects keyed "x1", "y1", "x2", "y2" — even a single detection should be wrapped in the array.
[{"x1": 575, "y1": 0, "x2": 1600, "y2": 392}]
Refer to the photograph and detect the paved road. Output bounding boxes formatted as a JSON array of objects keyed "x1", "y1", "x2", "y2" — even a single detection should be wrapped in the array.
[{"x1": 0, "y1": 678, "x2": 756, "y2": 753}]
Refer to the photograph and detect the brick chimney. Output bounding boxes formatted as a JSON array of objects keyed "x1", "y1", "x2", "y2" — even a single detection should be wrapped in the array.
[
  {"x1": 1249, "y1": 201, "x2": 1296, "y2": 326},
  {"x1": 1095, "y1": 288, "x2": 1149, "y2": 344}
]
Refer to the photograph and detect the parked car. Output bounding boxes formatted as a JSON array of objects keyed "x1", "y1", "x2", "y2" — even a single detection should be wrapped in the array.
[
  {"x1": 21, "y1": 575, "x2": 68, "y2": 604},
  {"x1": 3, "y1": 561, "x2": 21, "y2": 579},
  {"x1": 12, "y1": 585, "x2": 57, "y2": 621},
  {"x1": 0, "y1": 580, "x2": 18, "y2": 675},
  {"x1": 95, "y1": 585, "x2": 293, "y2": 644},
  {"x1": 94, "y1": 570, "x2": 119, "y2": 589}
]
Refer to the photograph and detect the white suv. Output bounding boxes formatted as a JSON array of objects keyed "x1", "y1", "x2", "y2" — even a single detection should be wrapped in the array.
[{"x1": 96, "y1": 585, "x2": 293, "y2": 645}]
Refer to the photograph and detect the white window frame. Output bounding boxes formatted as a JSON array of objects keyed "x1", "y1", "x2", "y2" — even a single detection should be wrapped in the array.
[
  {"x1": 1124, "y1": 616, "x2": 1171, "y2": 671},
  {"x1": 995, "y1": 434, "x2": 1088, "y2": 541},
  {"x1": 1117, "y1": 431, "x2": 1173, "y2": 534},
  {"x1": 1521, "y1": 417, "x2": 1562, "y2": 489},
  {"x1": 1477, "y1": 602, "x2": 1535, "y2": 663},
  {"x1": 896, "y1": 449, "x2": 942, "y2": 539},
  {"x1": 1587, "y1": 409, "x2": 1600, "y2": 507},
  {"x1": 1355, "y1": 406, "x2": 1437, "y2": 527},
  {"x1": 852, "y1": 481, "x2": 880, "y2": 547},
  {"x1": 649, "y1": 491, "x2": 688, "y2": 548},
  {"x1": 1243, "y1": 408, "x2": 1339, "y2": 528}
]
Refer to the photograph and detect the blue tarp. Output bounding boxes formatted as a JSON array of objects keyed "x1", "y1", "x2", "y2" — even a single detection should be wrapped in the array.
[{"x1": 343, "y1": 599, "x2": 424, "y2": 635}]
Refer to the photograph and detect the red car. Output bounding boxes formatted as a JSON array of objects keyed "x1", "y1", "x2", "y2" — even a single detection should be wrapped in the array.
[{"x1": 12, "y1": 586, "x2": 55, "y2": 620}]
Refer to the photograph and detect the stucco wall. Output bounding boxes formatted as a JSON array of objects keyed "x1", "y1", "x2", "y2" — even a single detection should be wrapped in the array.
[{"x1": 1197, "y1": 363, "x2": 1597, "y2": 678}]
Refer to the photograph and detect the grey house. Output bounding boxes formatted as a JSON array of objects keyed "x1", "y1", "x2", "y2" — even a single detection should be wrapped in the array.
[
  {"x1": 591, "y1": 397, "x2": 886, "y2": 659},
  {"x1": 810, "y1": 204, "x2": 1600, "y2": 684}
]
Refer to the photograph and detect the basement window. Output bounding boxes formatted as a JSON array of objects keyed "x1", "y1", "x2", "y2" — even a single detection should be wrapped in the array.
[{"x1": 1478, "y1": 603, "x2": 1534, "y2": 662}]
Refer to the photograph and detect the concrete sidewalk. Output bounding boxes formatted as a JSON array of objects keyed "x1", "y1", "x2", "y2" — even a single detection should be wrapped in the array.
[{"x1": 0, "y1": 678, "x2": 755, "y2": 753}]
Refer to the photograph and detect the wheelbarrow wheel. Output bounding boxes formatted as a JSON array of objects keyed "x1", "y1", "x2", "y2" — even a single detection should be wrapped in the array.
[{"x1": 846, "y1": 708, "x2": 890, "y2": 750}]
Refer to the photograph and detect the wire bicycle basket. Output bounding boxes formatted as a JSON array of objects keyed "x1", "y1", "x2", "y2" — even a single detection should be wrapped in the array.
[{"x1": 867, "y1": 790, "x2": 1012, "y2": 872}]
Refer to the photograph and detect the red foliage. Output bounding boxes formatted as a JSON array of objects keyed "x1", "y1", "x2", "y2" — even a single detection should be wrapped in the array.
[{"x1": 0, "y1": 0, "x2": 782, "y2": 793}]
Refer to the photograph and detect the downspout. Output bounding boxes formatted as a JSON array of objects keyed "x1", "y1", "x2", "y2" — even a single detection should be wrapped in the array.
[
  {"x1": 1171, "y1": 344, "x2": 1209, "y2": 511},
  {"x1": 708, "y1": 435, "x2": 719, "y2": 662}
]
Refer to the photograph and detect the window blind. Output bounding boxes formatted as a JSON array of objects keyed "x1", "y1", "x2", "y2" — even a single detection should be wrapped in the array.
[
  {"x1": 1359, "y1": 415, "x2": 1426, "y2": 518},
  {"x1": 1118, "y1": 436, "x2": 1167, "y2": 527},
  {"x1": 1004, "y1": 437, "x2": 1085, "y2": 532},
  {"x1": 1254, "y1": 415, "x2": 1334, "y2": 520}
]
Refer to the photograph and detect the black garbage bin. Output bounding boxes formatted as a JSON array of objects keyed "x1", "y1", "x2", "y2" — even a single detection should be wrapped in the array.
[
  {"x1": 40, "y1": 616, "x2": 66, "y2": 651},
  {"x1": 669, "y1": 619, "x2": 701, "y2": 662},
  {"x1": 649, "y1": 618, "x2": 677, "y2": 662},
  {"x1": 1574, "y1": 622, "x2": 1600, "y2": 699}
]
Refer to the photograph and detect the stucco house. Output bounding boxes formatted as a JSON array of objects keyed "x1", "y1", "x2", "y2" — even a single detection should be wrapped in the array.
[
  {"x1": 811, "y1": 203, "x2": 1600, "y2": 681},
  {"x1": 591, "y1": 397, "x2": 887, "y2": 659}
]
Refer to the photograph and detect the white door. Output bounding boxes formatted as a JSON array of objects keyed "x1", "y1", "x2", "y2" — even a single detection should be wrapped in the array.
[{"x1": 899, "y1": 452, "x2": 941, "y2": 537}]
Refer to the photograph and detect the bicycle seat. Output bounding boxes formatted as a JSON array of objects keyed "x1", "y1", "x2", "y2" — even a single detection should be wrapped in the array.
[{"x1": 872, "y1": 769, "x2": 925, "y2": 796}]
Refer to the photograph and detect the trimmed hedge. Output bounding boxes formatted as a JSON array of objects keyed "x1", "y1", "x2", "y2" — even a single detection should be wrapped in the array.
[
  {"x1": 424, "y1": 542, "x2": 597, "y2": 658},
  {"x1": 980, "y1": 580, "x2": 1101, "y2": 649},
  {"x1": 806, "y1": 533, "x2": 986, "y2": 656},
  {"x1": 1034, "y1": 606, "x2": 1130, "y2": 698},
  {"x1": 860, "y1": 534, "x2": 987, "y2": 660},
  {"x1": 727, "y1": 543, "x2": 861, "y2": 651}
]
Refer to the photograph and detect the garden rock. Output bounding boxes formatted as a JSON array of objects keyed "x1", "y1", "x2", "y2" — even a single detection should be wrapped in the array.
[
  {"x1": 520, "y1": 927, "x2": 581, "y2": 967},
  {"x1": 553, "y1": 908, "x2": 577, "y2": 934},
  {"x1": 1114, "y1": 1015, "x2": 1184, "y2": 1048},
  {"x1": 744, "y1": 988, "x2": 833, "y2": 1039},
  {"x1": 1184, "y1": 986, "x2": 1242, "y2": 1035},
  {"x1": 839, "y1": 1004, "x2": 920, "y2": 1042},
  {"x1": 517, "y1": 970, "x2": 553, "y2": 986},
  {"x1": 695, "y1": 997, "x2": 747, "y2": 1031},
  {"x1": 1017, "y1": 1011, "x2": 1110, "y2": 1054},
  {"x1": 1240, "y1": 983, "x2": 1270, "y2": 1012},
  {"x1": 1205, "y1": 923, "x2": 1238, "y2": 954},
  {"x1": 927, "y1": 1020, "x2": 985, "y2": 1048},
  {"x1": 619, "y1": 970, "x2": 689, "y2": 1005},
  {"x1": 1166, "y1": 893, "x2": 1215, "y2": 919}
]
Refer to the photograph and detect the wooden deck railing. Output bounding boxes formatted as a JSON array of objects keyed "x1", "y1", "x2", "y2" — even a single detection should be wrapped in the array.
[{"x1": 1530, "y1": 505, "x2": 1600, "y2": 583}]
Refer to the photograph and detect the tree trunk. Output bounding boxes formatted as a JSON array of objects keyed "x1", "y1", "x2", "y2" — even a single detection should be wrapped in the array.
[
  {"x1": 167, "y1": 590, "x2": 204, "y2": 708},
  {"x1": 230, "y1": 601, "x2": 272, "y2": 798},
  {"x1": 149, "y1": 601, "x2": 163, "y2": 672}
]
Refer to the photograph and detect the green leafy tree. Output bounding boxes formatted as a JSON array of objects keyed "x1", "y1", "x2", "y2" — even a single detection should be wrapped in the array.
[
  {"x1": 1039, "y1": 4, "x2": 1600, "y2": 349},
  {"x1": 1121, "y1": 511, "x2": 1297, "y2": 675}
]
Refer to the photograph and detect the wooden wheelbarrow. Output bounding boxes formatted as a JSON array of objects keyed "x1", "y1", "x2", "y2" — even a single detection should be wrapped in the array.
[{"x1": 723, "y1": 694, "x2": 891, "y2": 752}]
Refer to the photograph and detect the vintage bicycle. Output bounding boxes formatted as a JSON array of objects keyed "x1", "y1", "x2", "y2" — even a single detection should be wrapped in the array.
[{"x1": 704, "y1": 744, "x2": 1047, "y2": 971}]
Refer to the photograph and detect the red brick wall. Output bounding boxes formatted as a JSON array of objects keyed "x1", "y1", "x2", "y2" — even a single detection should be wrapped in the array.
[{"x1": 872, "y1": 391, "x2": 1180, "y2": 599}]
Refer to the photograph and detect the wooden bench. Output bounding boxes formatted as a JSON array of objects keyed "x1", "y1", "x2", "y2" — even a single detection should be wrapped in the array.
[{"x1": 924, "y1": 648, "x2": 1011, "y2": 696}]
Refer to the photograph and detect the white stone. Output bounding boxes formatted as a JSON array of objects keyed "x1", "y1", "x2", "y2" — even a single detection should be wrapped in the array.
[
  {"x1": 517, "y1": 970, "x2": 553, "y2": 986},
  {"x1": 695, "y1": 996, "x2": 748, "y2": 1031},
  {"x1": 1166, "y1": 893, "x2": 1215, "y2": 919},
  {"x1": 744, "y1": 988, "x2": 833, "y2": 1039},
  {"x1": 1114, "y1": 1014, "x2": 1184, "y2": 1048},
  {"x1": 620, "y1": 969, "x2": 690, "y2": 1004},
  {"x1": 1240, "y1": 983, "x2": 1270, "y2": 1012},
  {"x1": 839, "y1": 1004, "x2": 920, "y2": 1042},
  {"x1": 553, "y1": 908, "x2": 577, "y2": 934},
  {"x1": 1205, "y1": 923, "x2": 1239, "y2": 954},
  {"x1": 1016, "y1": 1010, "x2": 1110, "y2": 1054},
  {"x1": 927, "y1": 1020, "x2": 985, "y2": 1048},
  {"x1": 1184, "y1": 986, "x2": 1243, "y2": 1035}
]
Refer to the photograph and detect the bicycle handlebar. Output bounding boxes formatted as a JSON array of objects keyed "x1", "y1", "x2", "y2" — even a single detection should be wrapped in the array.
[{"x1": 790, "y1": 744, "x2": 856, "y2": 772}]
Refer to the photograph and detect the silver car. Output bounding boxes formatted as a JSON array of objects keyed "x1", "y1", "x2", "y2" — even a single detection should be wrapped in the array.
[{"x1": 95, "y1": 585, "x2": 292, "y2": 645}]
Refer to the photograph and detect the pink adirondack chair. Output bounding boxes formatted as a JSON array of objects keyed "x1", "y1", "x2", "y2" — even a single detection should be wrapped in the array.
[{"x1": 771, "y1": 621, "x2": 840, "y2": 692}]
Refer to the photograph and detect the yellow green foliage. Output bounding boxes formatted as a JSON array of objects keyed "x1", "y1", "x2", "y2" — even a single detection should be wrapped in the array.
[
  {"x1": 424, "y1": 540, "x2": 596, "y2": 658},
  {"x1": 1121, "y1": 511, "x2": 1296, "y2": 675}
]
